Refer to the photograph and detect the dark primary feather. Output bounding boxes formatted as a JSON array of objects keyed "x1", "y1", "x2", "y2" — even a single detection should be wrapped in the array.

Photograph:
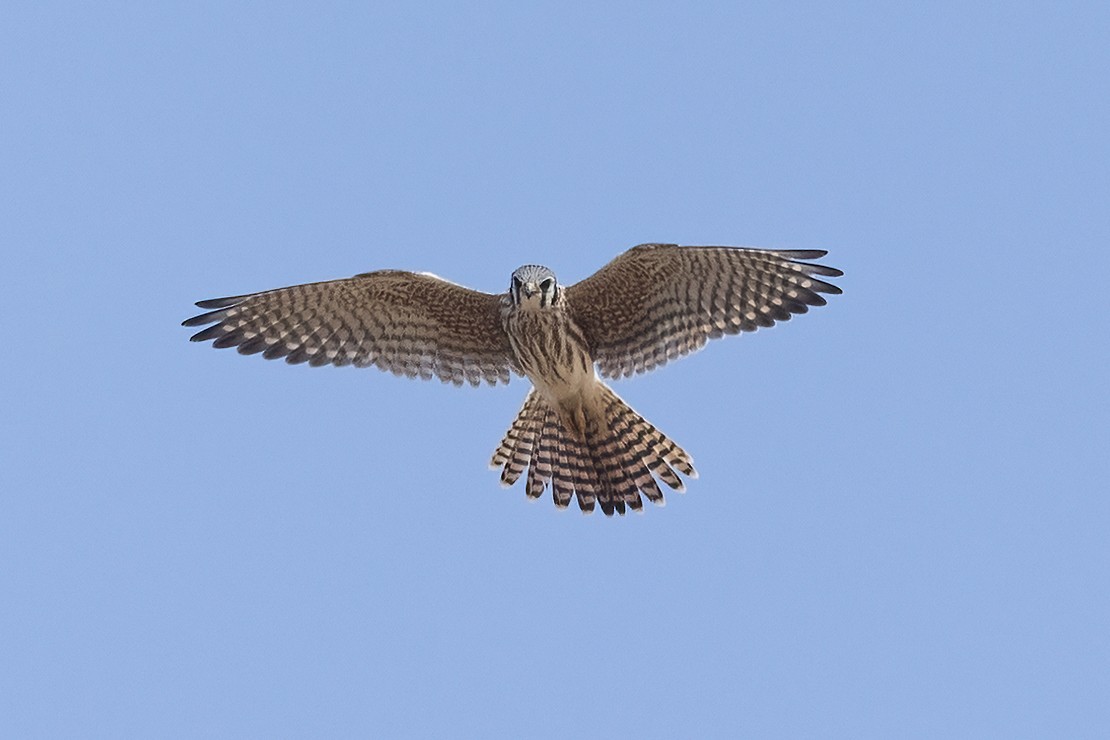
[
  {"x1": 183, "y1": 270, "x2": 519, "y2": 386},
  {"x1": 565, "y1": 244, "x2": 843, "y2": 379}
]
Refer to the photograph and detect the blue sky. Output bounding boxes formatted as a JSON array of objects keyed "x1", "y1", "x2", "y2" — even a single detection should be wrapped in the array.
[{"x1": 2, "y1": 1, "x2": 1107, "y2": 737}]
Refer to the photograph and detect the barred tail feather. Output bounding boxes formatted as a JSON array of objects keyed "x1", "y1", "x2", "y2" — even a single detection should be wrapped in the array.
[
  {"x1": 490, "y1": 386, "x2": 696, "y2": 516},
  {"x1": 490, "y1": 390, "x2": 544, "y2": 487}
]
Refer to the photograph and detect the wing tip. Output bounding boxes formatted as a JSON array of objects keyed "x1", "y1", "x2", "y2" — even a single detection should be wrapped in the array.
[
  {"x1": 181, "y1": 310, "x2": 223, "y2": 328},
  {"x1": 194, "y1": 295, "x2": 247, "y2": 310}
]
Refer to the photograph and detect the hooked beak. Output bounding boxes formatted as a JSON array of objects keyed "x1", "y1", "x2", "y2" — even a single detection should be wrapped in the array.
[{"x1": 521, "y1": 282, "x2": 539, "y2": 298}]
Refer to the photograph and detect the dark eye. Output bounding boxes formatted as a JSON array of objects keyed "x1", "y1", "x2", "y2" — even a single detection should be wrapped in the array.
[{"x1": 539, "y1": 278, "x2": 554, "y2": 292}]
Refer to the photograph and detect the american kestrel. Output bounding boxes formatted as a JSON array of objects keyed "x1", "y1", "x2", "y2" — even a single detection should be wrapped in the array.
[{"x1": 184, "y1": 244, "x2": 842, "y2": 515}]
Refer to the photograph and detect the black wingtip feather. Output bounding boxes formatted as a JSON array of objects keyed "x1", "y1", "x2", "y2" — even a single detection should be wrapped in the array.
[
  {"x1": 779, "y1": 249, "x2": 830, "y2": 259},
  {"x1": 285, "y1": 347, "x2": 313, "y2": 365},
  {"x1": 212, "y1": 333, "x2": 242, "y2": 350},
  {"x1": 237, "y1": 337, "x2": 269, "y2": 355},
  {"x1": 195, "y1": 296, "x2": 248, "y2": 310},
  {"x1": 811, "y1": 278, "x2": 843, "y2": 295},
  {"x1": 262, "y1": 343, "x2": 289, "y2": 361},
  {"x1": 189, "y1": 325, "x2": 228, "y2": 342},
  {"x1": 182, "y1": 308, "x2": 232, "y2": 327},
  {"x1": 793, "y1": 261, "x2": 843, "y2": 278}
]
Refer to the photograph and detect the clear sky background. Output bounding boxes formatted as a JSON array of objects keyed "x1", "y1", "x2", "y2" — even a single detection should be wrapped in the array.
[{"x1": 2, "y1": 2, "x2": 1108, "y2": 737}]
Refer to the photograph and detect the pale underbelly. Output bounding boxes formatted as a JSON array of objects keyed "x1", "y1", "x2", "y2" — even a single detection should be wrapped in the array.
[
  {"x1": 525, "y1": 353, "x2": 596, "y2": 408},
  {"x1": 505, "y1": 307, "x2": 599, "y2": 411}
]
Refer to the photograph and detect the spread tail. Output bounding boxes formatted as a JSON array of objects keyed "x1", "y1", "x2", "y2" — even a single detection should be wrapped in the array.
[{"x1": 490, "y1": 385, "x2": 696, "y2": 515}]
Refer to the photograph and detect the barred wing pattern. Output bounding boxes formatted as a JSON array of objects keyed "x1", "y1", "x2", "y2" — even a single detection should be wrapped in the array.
[
  {"x1": 565, "y1": 244, "x2": 843, "y2": 379},
  {"x1": 184, "y1": 270, "x2": 518, "y2": 386}
]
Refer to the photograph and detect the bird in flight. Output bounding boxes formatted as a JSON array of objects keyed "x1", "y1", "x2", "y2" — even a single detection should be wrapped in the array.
[{"x1": 184, "y1": 243, "x2": 842, "y2": 515}]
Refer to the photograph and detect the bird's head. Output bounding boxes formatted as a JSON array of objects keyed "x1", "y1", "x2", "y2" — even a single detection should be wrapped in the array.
[{"x1": 510, "y1": 264, "x2": 560, "y2": 309}]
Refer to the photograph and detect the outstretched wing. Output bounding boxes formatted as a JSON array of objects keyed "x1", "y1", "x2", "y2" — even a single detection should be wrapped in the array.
[
  {"x1": 183, "y1": 270, "x2": 518, "y2": 386},
  {"x1": 564, "y1": 244, "x2": 842, "y2": 379}
]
